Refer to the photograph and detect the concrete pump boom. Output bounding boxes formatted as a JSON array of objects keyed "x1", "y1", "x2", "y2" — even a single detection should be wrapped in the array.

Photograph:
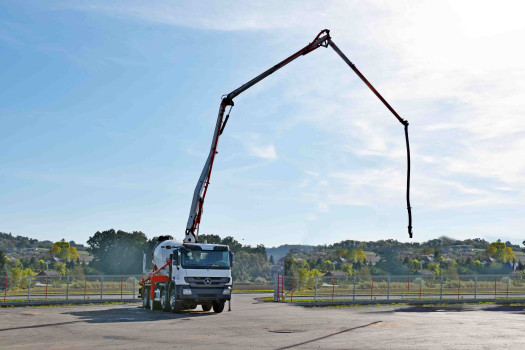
[{"x1": 184, "y1": 29, "x2": 413, "y2": 243}]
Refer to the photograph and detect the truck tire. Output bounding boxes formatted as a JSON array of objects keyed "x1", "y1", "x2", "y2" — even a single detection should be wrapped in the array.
[
  {"x1": 142, "y1": 287, "x2": 150, "y2": 309},
  {"x1": 201, "y1": 303, "x2": 212, "y2": 312},
  {"x1": 212, "y1": 301, "x2": 225, "y2": 313},
  {"x1": 169, "y1": 285, "x2": 183, "y2": 313},
  {"x1": 160, "y1": 287, "x2": 170, "y2": 312}
]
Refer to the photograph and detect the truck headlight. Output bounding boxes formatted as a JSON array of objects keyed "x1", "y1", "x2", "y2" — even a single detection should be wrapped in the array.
[
  {"x1": 223, "y1": 288, "x2": 231, "y2": 295},
  {"x1": 182, "y1": 288, "x2": 192, "y2": 295}
]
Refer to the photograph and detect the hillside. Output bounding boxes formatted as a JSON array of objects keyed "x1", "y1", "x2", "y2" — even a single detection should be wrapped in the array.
[
  {"x1": 0, "y1": 232, "x2": 85, "y2": 252},
  {"x1": 266, "y1": 244, "x2": 316, "y2": 262}
]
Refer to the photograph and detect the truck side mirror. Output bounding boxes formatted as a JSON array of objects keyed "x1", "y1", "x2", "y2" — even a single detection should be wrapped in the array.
[{"x1": 230, "y1": 252, "x2": 234, "y2": 267}]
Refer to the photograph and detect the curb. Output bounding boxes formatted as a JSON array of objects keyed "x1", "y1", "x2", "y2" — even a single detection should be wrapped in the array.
[
  {"x1": 0, "y1": 299, "x2": 141, "y2": 307},
  {"x1": 292, "y1": 298, "x2": 525, "y2": 307}
]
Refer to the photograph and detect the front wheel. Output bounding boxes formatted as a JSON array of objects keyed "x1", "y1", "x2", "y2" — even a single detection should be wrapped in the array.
[
  {"x1": 169, "y1": 285, "x2": 183, "y2": 313},
  {"x1": 142, "y1": 287, "x2": 150, "y2": 309},
  {"x1": 212, "y1": 301, "x2": 225, "y2": 313}
]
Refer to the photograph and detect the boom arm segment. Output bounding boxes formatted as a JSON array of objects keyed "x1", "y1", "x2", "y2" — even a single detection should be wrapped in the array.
[{"x1": 184, "y1": 29, "x2": 413, "y2": 243}]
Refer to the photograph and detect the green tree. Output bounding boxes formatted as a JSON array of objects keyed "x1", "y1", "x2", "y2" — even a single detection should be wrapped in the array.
[
  {"x1": 0, "y1": 250, "x2": 7, "y2": 275},
  {"x1": 221, "y1": 237, "x2": 243, "y2": 253},
  {"x1": 87, "y1": 229, "x2": 148, "y2": 275},
  {"x1": 409, "y1": 259, "x2": 422, "y2": 273},
  {"x1": 486, "y1": 242, "x2": 515, "y2": 262},
  {"x1": 341, "y1": 263, "x2": 355, "y2": 276},
  {"x1": 434, "y1": 250, "x2": 441, "y2": 260},
  {"x1": 54, "y1": 262, "x2": 67, "y2": 275},
  {"x1": 36, "y1": 259, "x2": 47, "y2": 272},
  {"x1": 427, "y1": 262, "x2": 442, "y2": 275},
  {"x1": 348, "y1": 249, "x2": 367, "y2": 263},
  {"x1": 269, "y1": 255, "x2": 274, "y2": 264},
  {"x1": 10, "y1": 267, "x2": 35, "y2": 288},
  {"x1": 49, "y1": 241, "x2": 80, "y2": 262},
  {"x1": 198, "y1": 234, "x2": 222, "y2": 244}
]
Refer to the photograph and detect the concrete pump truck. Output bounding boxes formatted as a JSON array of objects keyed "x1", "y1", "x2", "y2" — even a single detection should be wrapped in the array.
[{"x1": 139, "y1": 29, "x2": 413, "y2": 313}]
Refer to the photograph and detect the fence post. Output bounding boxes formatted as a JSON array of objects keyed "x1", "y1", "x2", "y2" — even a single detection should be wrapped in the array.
[
  {"x1": 45, "y1": 277, "x2": 49, "y2": 300},
  {"x1": 27, "y1": 276, "x2": 31, "y2": 301},
  {"x1": 66, "y1": 276, "x2": 70, "y2": 301},
  {"x1": 291, "y1": 276, "x2": 294, "y2": 303},
  {"x1": 440, "y1": 275, "x2": 443, "y2": 300},
  {"x1": 457, "y1": 276, "x2": 461, "y2": 299},
  {"x1": 281, "y1": 275, "x2": 284, "y2": 301},
  {"x1": 353, "y1": 276, "x2": 356, "y2": 301},
  {"x1": 84, "y1": 277, "x2": 87, "y2": 300},
  {"x1": 121, "y1": 276, "x2": 123, "y2": 300},
  {"x1": 408, "y1": 276, "x2": 410, "y2": 296},
  {"x1": 274, "y1": 274, "x2": 279, "y2": 302},
  {"x1": 494, "y1": 276, "x2": 497, "y2": 298},
  {"x1": 331, "y1": 277, "x2": 335, "y2": 301},
  {"x1": 100, "y1": 276, "x2": 104, "y2": 300},
  {"x1": 474, "y1": 275, "x2": 477, "y2": 300},
  {"x1": 370, "y1": 277, "x2": 374, "y2": 300},
  {"x1": 314, "y1": 277, "x2": 318, "y2": 302},
  {"x1": 419, "y1": 278, "x2": 422, "y2": 300},
  {"x1": 506, "y1": 276, "x2": 509, "y2": 299},
  {"x1": 387, "y1": 276, "x2": 390, "y2": 301}
]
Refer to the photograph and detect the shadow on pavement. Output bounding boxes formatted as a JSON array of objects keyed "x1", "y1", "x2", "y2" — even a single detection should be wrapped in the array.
[
  {"x1": 481, "y1": 305, "x2": 525, "y2": 314},
  {"x1": 393, "y1": 306, "x2": 469, "y2": 313},
  {"x1": 64, "y1": 306, "x2": 215, "y2": 323}
]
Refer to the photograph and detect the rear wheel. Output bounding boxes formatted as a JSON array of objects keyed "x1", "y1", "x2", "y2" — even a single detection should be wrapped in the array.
[
  {"x1": 169, "y1": 285, "x2": 183, "y2": 313},
  {"x1": 213, "y1": 301, "x2": 225, "y2": 313},
  {"x1": 160, "y1": 287, "x2": 170, "y2": 312},
  {"x1": 142, "y1": 287, "x2": 150, "y2": 309},
  {"x1": 201, "y1": 303, "x2": 212, "y2": 312}
]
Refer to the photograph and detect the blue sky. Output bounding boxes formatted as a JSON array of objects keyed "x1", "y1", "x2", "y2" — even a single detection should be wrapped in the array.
[{"x1": 1, "y1": 0, "x2": 525, "y2": 247}]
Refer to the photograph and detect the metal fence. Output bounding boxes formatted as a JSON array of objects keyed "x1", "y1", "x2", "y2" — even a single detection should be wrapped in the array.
[
  {"x1": 0, "y1": 274, "x2": 143, "y2": 302},
  {"x1": 0, "y1": 274, "x2": 274, "y2": 303},
  {"x1": 274, "y1": 274, "x2": 525, "y2": 303}
]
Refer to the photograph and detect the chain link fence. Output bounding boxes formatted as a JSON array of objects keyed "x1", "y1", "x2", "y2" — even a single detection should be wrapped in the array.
[{"x1": 274, "y1": 274, "x2": 525, "y2": 302}]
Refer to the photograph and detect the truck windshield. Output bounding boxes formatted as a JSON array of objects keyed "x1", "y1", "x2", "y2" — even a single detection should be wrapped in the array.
[{"x1": 182, "y1": 250, "x2": 230, "y2": 269}]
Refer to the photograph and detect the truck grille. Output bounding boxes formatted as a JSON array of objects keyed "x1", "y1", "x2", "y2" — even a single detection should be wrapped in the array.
[{"x1": 185, "y1": 277, "x2": 230, "y2": 288}]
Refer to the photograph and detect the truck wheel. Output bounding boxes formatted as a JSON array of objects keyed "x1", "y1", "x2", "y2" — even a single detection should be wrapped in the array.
[
  {"x1": 169, "y1": 285, "x2": 183, "y2": 313},
  {"x1": 201, "y1": 303, "x2": 212, "y2": 312},
  {"x1": 142, "y1": 288, "x2": 150, "y2": 309},
  {"x1": 212, "y1": 302, "x2": 225, "y2": 313},
  {"x1": 160, "y1": 287, "x2": 170, "y2": 312}
]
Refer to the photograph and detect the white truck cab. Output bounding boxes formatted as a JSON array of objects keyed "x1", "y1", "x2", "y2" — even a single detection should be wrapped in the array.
[{"x1": 140, "y1": 239, "x2": 233, "y2": 313}]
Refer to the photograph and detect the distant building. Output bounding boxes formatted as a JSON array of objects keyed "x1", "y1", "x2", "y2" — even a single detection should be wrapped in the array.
[
  {"x1": 323, "y1": 270, "x2": 347, "y2": 278},
  {"x1": 23, "y1": 248, "x2": 39, "y2": 252},
  {"x1": 37, "y1": 270, "x2": 60, "y2": 277}
]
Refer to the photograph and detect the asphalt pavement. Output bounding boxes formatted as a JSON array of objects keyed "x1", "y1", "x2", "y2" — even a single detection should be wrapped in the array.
[{"x1": 1, "y1": 293, "x2": 524, "y2": 349}]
